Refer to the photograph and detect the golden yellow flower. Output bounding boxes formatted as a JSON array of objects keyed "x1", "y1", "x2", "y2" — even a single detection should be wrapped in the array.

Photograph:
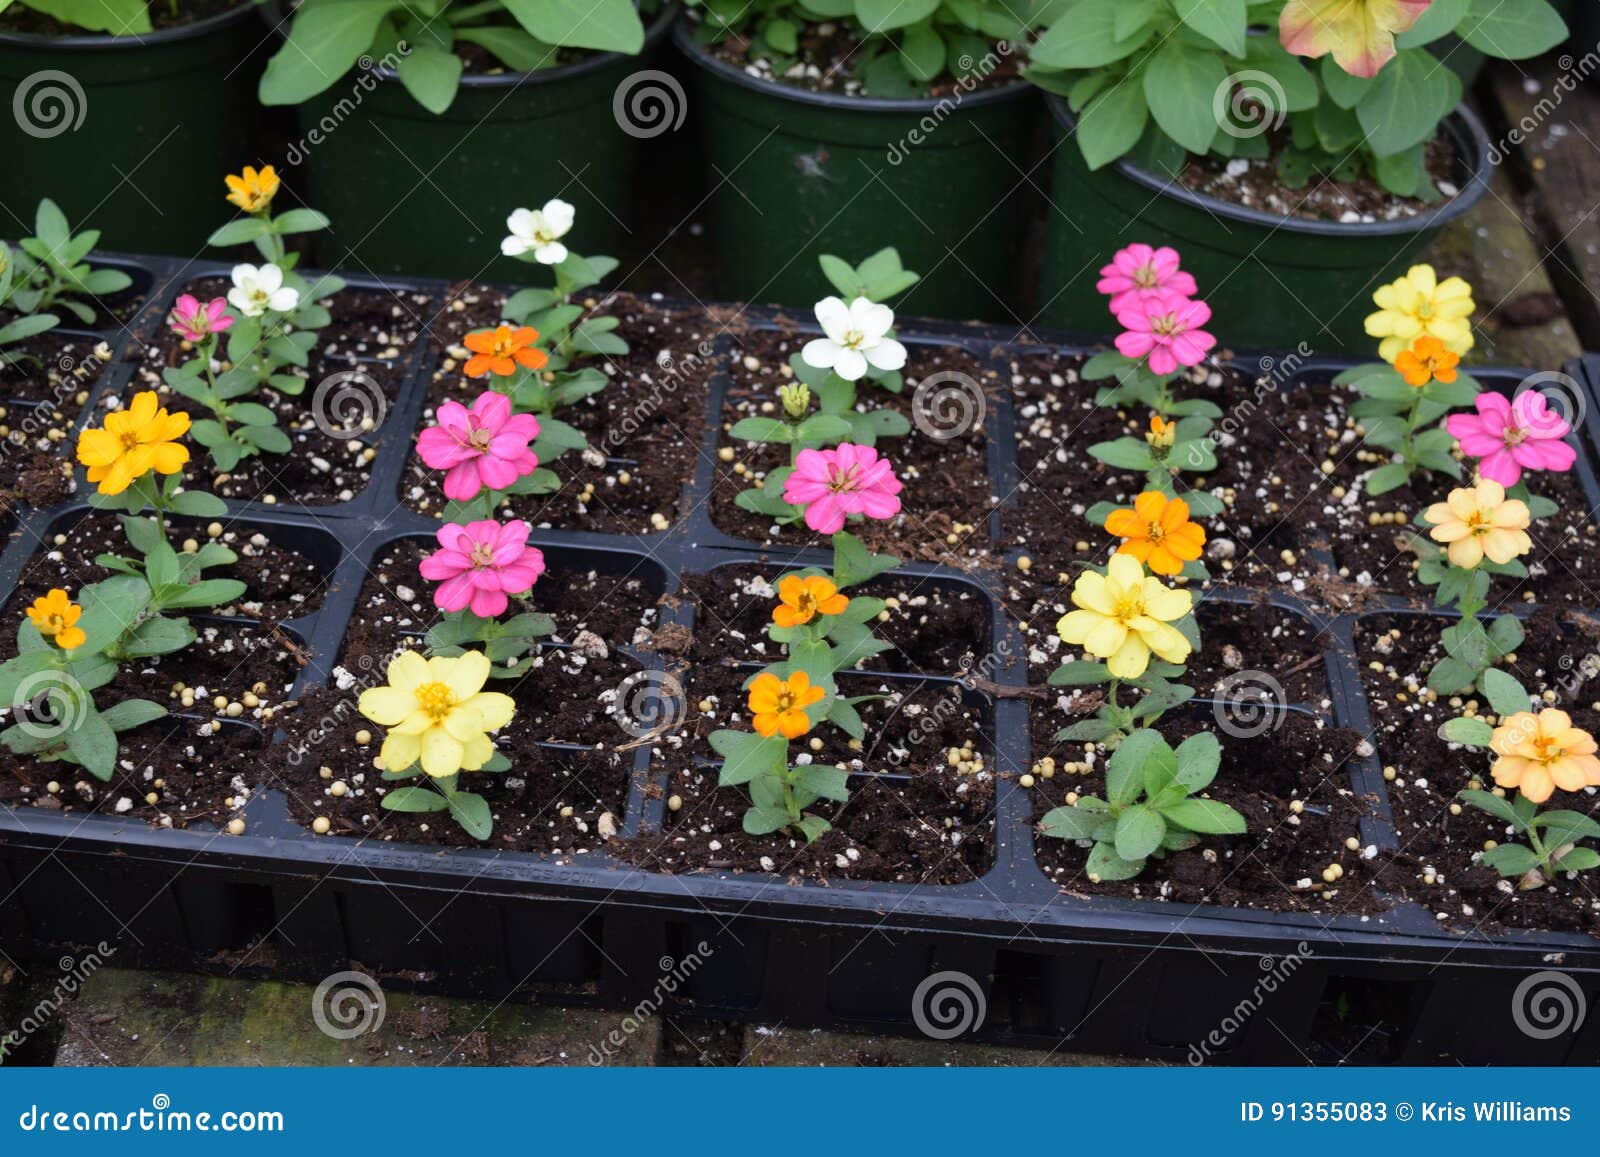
[
  {"x1": 358, "y1": 650, "x2": 515, "y2": 778},
  {"x1": 1490, "y1": 709, "x2": 1600, "y2": 804},
  {"x1": 1365, "y1": 264, "x2": 1475, "y2": 364},
  {"x1": 1145, "y1": 414, "x2": 1176, "y2": 449},
  {"x1": 748, "y1": 670, "x2": 825, "y2": 739},
  {"x1": 26, "y1": 588, "x2": 85, "y2": 650},
  {"x1": 772, "y1": 574, "x2": 848, "y2": 629},
  {"x1": 1057, "y1": 553, "x2": 1192, "y2": 679},
  {"x1": 75, "y1": 391, "x2": 191, "y2": 496},
  {"x1": 225, "y1": 164, "x2": 280, "y2": 213},
  {"x1": 1104, "y1": 490, "x2": 1206, "y2": 576},
  {"x1": 1424, "y1": 479, "x2": 1531, "y2": 570}
]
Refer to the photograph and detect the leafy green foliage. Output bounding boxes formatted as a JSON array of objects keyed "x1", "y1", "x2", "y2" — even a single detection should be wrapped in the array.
[
  {"x1": 3, "y1": 199, "x2": 131, "y2": 325},
  {"x1": 1038, "y1": 729, "x2": 1243, "y2": 878},
  {"x1": 1333, "y1": 362, "x2": 1479, "y2": 493}
]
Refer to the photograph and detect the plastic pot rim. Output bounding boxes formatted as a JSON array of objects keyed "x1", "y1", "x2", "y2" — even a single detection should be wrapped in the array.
[
  {"x1": 672, "y1": 15, "x2": 1033, "y2": 114},
  {"x1": 0, "y1": 0, "x2": 256, "y2": 51},
  {"x1": 1045, "y1": 93, "x2": 1493, "y2": 240}
]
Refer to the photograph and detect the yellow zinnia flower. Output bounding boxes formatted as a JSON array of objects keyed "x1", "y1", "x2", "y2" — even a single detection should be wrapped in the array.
[
  {"x1": 358, "y1": 650, "x2": 515, "y2": 779},
  {"x1": 225, "y1": 164, "x2": 280, "y2": 213},
  {"x1": 1365, "y1": 264, "x2": 1475, "y2": 364},
  {"x1": 75, "y1": 390, "x2": 192, "y2": 496},
  {"x1": 1145, "y1": 414, "x2": 1176, "y2": 449},
  {"x1": 1490, "y1": 709, "x2": 1600, "y2": 804},
  {"x1": 772, "y1": 574, "x2": 848, "y2": 628},
  {"x1": 26, "y1": 588, "x2": 85, "y2": 650},
  {"x1": 748, "y1": 670, "x2": 825, "y2": 739},
  {"x1": 1057, "y1": 553, "x2": 1192, "y2": 679},
  {"x1": 1423, "y1": 480, "x2": 1531, "y2": 570}
]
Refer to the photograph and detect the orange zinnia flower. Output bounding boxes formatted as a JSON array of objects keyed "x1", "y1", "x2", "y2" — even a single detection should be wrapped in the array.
[
  {"x1": 772, "y1": 574, "x2": 848, "y2": 628},
  {"x1": 1104, "y1": 490, "x2": 1206, "y2": 576},
  {"x1": 1392, "y1": 335, "x2": 1460, "y2": 388},
  {"x1": 748, "y1": 670, "x2": 826, "y2": 739},
  {"x1": 1145, "y1": 414, "x2": 1176, "y2": 449},
  {"x1": 463, "y1": 325, "x2": 548, "y2": 378},
  {"x1": 26, "y1": 588, "x2": 85, "y2": 650}
]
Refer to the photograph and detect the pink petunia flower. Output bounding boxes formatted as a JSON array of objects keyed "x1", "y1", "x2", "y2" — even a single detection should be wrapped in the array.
[
  {"x1": 1097, "y1": 244, "x2": 1198, "y2": 316},
  {"x1": 419, "y1": 518, "x2": 546, "y2": 618},
  {"x1": 782, "y1": 442, "x2": 903, "y2": 535},
  {"x1": 1114, "y1": 291, "x2": 1217, "y2": 376},
  {"x1": 416, "y1": 390, "x2": 540, "y2": 502},
  {"x1": 168, "y1": 294, "x2": 233, "y2": 342},
  {"x1": 1444, "y1": 391, "x2": 1575, "y2": 487}
]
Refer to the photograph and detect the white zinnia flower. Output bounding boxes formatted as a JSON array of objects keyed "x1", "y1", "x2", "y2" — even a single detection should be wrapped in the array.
[
  {"x1": 501, "y1": 199, "x2": 576, "y2": 264},
  {"x1": 227, "y1": 263, "x2": 298, "y2": 318},
  {"x1": 800, "y1": 295, "x2": 906, "y2": 382}
]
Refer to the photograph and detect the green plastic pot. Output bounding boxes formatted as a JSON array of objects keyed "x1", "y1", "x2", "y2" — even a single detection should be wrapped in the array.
[
  {"x1": 290, "y1": 5, "x2": 675, "y2": 281},
  {"x1": 675, "y1": 23, "x2": 1039, "y2": 321},
  {"x1": 0, "y1": 4, "x2": 262, "y2": 253},
  {"x1": 1038, "y1": 96, "x2": 1492, "y2": 353}
]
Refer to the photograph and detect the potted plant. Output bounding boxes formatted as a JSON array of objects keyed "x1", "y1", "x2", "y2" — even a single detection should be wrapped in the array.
[
  {"x1": 672, "y1": 0, "x2": 1042, "y2": 319},
  {"x1": 256, "y1": 0, "x2": 675, "y2": 279},
  {"x1": 0, "y1": 0, "x2": 263, "y2": 253},
  {"x1": 1026, "y1": 0, "x2": 1567, "y2": 350}
]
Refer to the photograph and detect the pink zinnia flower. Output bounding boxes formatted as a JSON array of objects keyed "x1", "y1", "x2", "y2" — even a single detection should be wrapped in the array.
[
  {"x1": 1444, "y1": 391, "x2": 1575, "y2": 487},
  {"x1": 1115, "y1": 291, "x2": 1216, "y2": 376},
  {"x1": 416, "y1": 390, "x2": 540, "y2": 502},
  {"x1": 419, "y1": 518, "x2": 546, "y2": 618},
  {"x1": 782, "y1": 442, "x2": 903, "y2": 535},
  {"x1": 1097, "y1": 244, "x2": 1198, "y2": 316},
  {"x1": 168, "y1": 294, "x2": 233, "y2": 342}
]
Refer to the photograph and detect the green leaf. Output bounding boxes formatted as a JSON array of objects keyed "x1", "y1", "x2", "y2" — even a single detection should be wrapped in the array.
[
  {"x1": 1049, "y1": 660, "x2": 1110, "y2": 686},
  {"x1": 166, "y1": 489, "x2": 229, "y2": 517},
  {"x1": 1478, "y1": 667, "x2": 1529, "y2": 717},
  {"x1": 1173, "y1": 732, "x2": 1221, "y2": 790},
  {"x1": 384, "y1": 785, "x2": 450, "y2": 812},
  {"x1": 1075, "y1": 78, "x2": 1150, "y2": 169},
  {"x1": 1459, "y1": 789, "x2": 1525, "y2": 828},
  {"x1": 1355, "y1": 48, "x2": 1460, "y2": 157},
  {"x1": 1554, "y1": 847, "x2": 1600, "y2": 873},
  {"x1": 711, "y1": 730, "x2": 786, "y2": 786},
  {"x1": 1480, "y1": 842, "x2": 1541, "y2": 877},
  {"x1": 729, "y1": 417, "x2": 795, "y2": 444},
  {"x1": 794, "y1": 764, "x2": 850, "y2": 802},
  {"x1": 1107, "y1": 728, "x2": 1171, "y2": 808},
  {"x1": 260, "y1": 0, "x2": 400, "y2": 105},
  {"x1": 98, "y1": 698, "x2": 166, "y2": 732},
  {"x1": 206, "y1": 218, "x2": 273, "y2": 248},
  {"x1": 445, "y1": 789, "x2": 494, "y2": 840},
  {"x1": 1440, "y1": 716, "x2": 1495, "y2": 746},
  {"x1": 1040, "y1": 805, "x2": 1102, "y2": 841},
  {"x1": 453, "y1": 25, "x2": 558, "y2": 72},
  {"x1": 1173, "y1": 0, "x2": 1246, "y2": 55},
  {"x1": 121, "y1": 616, "x2": 194, "y2": 658},
  {"x1": 1115, "y1": 804, "x2": 1167, "y2": 861},
  {"x1": 1143, "y1": 41, "x2": 1226, "y2": 154},
  {"x1": 1033, "y1": 0, "x2": 1151, "y2": 68},
  {"x1": 1088, "y1": 436, "x2": 1156, "y2": 470},
  {"x1": 1458, "y1": 0, "x2": 1568, "y2": 59},
  {"x1": 502, "y1": 0, "x2": 644, "y2": 52},
  {"x1": 1163, "y1": 798, "x2": 1246, "y2": 835},
  {"x1": 1086, "y1": 840, "x2": 1144, "y2": 880},
  {"x1": 65, "y1": 704, "x2": 116, "y2": 781}
]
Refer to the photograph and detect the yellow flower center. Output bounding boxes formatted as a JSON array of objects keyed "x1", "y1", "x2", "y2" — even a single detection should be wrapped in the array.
[
  {"x1": 794, "y1": 592, "x2": 817, "y2": 616},
  {"x1": 470, "y1": 542, "x2": 496, "y2": 567},
  {"x1": 415, "y1": 681, "x2": 457, "y2": 722},
  {"x1": 1133, "y1": 262, "x2": 1157, "y2": 288},
  {"x1": 1111, "y1": 591, "x2": 1146, "y2": 625},
  {"x1": 772, "y1": 689, "x2": 800, "y2": 713},
  {"x1": 840, "y1": 328, "x2": 865, "y2": 350},
  {"x1": 41, "y1": 614, "x2": 65, "y2": 635},
  {"x1": 1145, "y1": 521, "x2": 1165, "y2": 542},
  {"x1": 826, "y1": 465, "x2": 860, "y2": 494},
  {"x1": 1504, "y1": 425, "x2": 1529, "y2": 447},
  {"x1": 120, "y1": 429, "x2": 141, "y2": 451},
  {"x1": 467, "y1": 426, "x2": 493, "y2": 451},
  {"x1": 1464, "y1": 509, "x2": 1493, "y2": 535}
]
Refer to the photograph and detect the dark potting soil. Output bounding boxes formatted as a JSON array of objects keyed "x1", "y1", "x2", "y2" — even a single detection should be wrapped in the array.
[
  {"x1": 1177, "y1": 132, "x2": 1461, "y2": 224},
  {"x1": 1029, "y1": 708, "x2": 1382, "y2": 915},
  {"x1": 0, "y1": 421, "x2": 74, "y2": 513},
  {"x1": 705, "y1": 25, "x2": 1023, "y2": 98},
  {"x1": 617, "y1": 664, "x2": 996, "y2": 884},
  {"x1": 406, "y1": 289, "x2": 720, "y2": 535},
  {"x1": 678, "y1": 562, "x2": 992, "y2": 677},
  {"x1": 3, "y1": 510, "x2": 330, "y2": 622},
  {"x1": 0, "y1": 714, "x2": 261, "y2": 829},
  {"x1": 0, "y1": 0, "x2": 242, "y2": 33},
  {"x1": 274, "y1": 686, "x2": 635, "y2": 855},
  {"x1": 710, "y1": 329, "x2": 997, "y2": 561},
  {"x1": 0, "y1": 330, "x2": 112, "y2": 406},
  {"x1": 1355, "y1": 609, "x2": 1600, "y2": 936}
]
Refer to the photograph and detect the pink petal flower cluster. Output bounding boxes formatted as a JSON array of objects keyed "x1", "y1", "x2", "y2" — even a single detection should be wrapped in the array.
[
  {"x1": 1097, "y1": 244, "x2": 1197, "y2": 314},
  {"x1": 169, "y1": 294, "x2": 233, "y2": 342},
  {"x1": 1100, "y1": 244, "x2": 1215, "y2": 376},
  {"x1": 1444, "y1": 391, "x2": 1575, "y2": 487},
  {"x1": 420, "y1": 518, "x2": 546, "y2": 618},
  {"x1": 782, "y1": 443, "x2": 903, "y2": 535},
  {"x1": 416, "y1": 390, "x2": 540, "y2": 502}
]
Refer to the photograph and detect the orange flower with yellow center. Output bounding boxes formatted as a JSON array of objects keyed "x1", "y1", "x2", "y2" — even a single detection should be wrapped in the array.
[
  {"x1": 1104, "y1": 491, "x2": 1206, "y2": 576},
  {"x1": 1393, "y1": 335, "x2": 1460, "y2": 388},
  {"x1": 463, "y1": 325, "x2": 548, "y2": 378},
  {"x1": 75, "y1": 390, "x2": 192, "y2": 496},
  {"x1": 26, "y1": 588, "x2": 85, "y2": 650},
  {"x1": 772, "y1": 574, "x2": 848, "y2": 628},
  {"x1": 748, "y1": 670, "x2": 825, "y2": 739},
  {"x1": 1489, "y1": 708, "x2": 1600, "y2": 804},
  {"x1": 225, "y1": 165, "x2": 280, "y2": 213},
  {"x1": 1145, "y1": 414, "x2": 1176, "y2": 449}
]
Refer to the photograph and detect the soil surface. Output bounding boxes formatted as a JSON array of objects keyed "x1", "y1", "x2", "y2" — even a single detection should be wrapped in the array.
[
  {"x1": 706, "y1": 25, "x2": 1022, "y2": 98},
  {"x1": 711, "y1": 328, "x2": 998, "y2": 563},
  {"x1": 404, "y1": 289, "x2": 720, "y2": 535},
  {"x1": 1030, "y1": 709, "x2": 1382, "y2": 915},
  {"x1": 1355, "y1": 608, "x2": 1600, "y2": 936},
  {"x1": 1178, "y1": 133, "x2": 1462, "y2": 224},
  {"x1": 3, "y1": 510, "x2": 331, "y2": 623},
  {"x1": 0, "y1": 331, "x2": 113, "y2": 406}
]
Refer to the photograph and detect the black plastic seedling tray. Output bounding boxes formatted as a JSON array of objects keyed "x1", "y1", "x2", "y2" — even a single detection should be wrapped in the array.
[{"x1": 1, "y1": 253, "x2": 1598, "y2": 1066}]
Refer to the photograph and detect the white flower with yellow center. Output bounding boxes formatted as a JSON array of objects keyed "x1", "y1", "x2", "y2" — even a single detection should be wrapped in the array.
[
  {"x1": 227, "y1": 262, "x2": 298, "y2": 318},
  {"x1": 801, "y1": 295, "x2": 907, "y2": 382},
  {"x1": 1057, "y1": 553, "x2": 1193, "y2": 679},
  {"x1": 358, "y1": 650, "x2": 515, "y2": 778},
  {"x1": 502, "y1": 199, "x2": 575, "y2": 264}
]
